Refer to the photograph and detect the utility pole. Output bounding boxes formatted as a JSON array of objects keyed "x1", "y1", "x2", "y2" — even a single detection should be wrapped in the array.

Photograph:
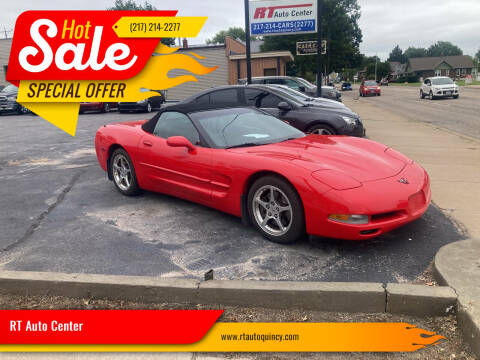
[
  {"x1": 244, "y1": 0, "x2": 252, "y2": 84},
  {"x1": 316, "y1": 0, "x2": 323, "y2": 97},
  {"x1": 375, "y1": 53, "x2": 378, "y2": 82}
]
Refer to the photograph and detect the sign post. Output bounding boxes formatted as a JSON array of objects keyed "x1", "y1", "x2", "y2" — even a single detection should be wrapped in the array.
[
  {"x1": 316, "y1": 0, "x2": 322, "y2": 97},
  {"x1": 244, "y1": 0, "x2": 252, "y2": 84}
]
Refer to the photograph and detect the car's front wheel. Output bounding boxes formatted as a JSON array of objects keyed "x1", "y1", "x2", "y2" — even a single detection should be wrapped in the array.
[
  {"x1": 429, "y1": 91, "x2": 434, "y2": 100},
  {"x1": 110, "y1": 148, "x2": 140, "y2": 196},
  {"x1": 102, "y1": 103, "x2": 110, "y2": 113},
  {"x1": 145, "y1": 102, "x2": 152, "y2": 113},
  {"x1": 248, "y1": 176, "x2": 305, "y2": 244},
  {"x1": 307, "y1": 124, "x2": 336, "y2": 135}
]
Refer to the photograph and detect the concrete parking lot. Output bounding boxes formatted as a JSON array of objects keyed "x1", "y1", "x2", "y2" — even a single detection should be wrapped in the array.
[{"x1": 0, "y1": 105, "x2": 466, "y2": 283}]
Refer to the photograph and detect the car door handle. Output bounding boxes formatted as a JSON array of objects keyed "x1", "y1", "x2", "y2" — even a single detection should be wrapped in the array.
[{"x1": 143, "y1": 140, "x2": 153, "y2": 147}]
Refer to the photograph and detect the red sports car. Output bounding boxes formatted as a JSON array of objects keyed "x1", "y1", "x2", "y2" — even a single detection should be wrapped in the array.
[
  {"x1": 360, "y1": 80, "x2": 381, "y2": 97},
  {"x1": 95, "y1": 104, "x2": 430, "y2": 243}
]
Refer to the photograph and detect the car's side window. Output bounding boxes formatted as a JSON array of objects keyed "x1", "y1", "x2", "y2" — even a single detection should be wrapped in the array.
[
  {"x1": 424, "y1": 79, "x2": 430, "y2": 85},
  {"x1": 265, "y1": 78, "x2": 284, "y2": 85},
  {"x1": 259, "y1": 92, "x2": 283, "y2": 108},
  {"x1": 284, "y1": 79, "x2": 300, "y2": 90},
  {"x1": 244, "y1": 89, "x2": 265, "y2": 107},
  {"x1": 153, "y1": 112, "x2": 201, "y2": 145},
  {"x1": 196, "y1": 94, "x2": 210, "y2": 104},
  {"x1": 209, "y1": 89, "x2": 239, "y2": 104}
]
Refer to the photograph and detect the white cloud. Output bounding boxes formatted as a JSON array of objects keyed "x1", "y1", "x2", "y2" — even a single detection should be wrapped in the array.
[{"x1": 1, "y1": 0, "x2": 478, "y2": 60}]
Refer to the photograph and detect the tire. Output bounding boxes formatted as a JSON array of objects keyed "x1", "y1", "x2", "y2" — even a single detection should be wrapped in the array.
[
  {"x1": 453, "y1": 95, "x2": 459, "y2": 99},
  {"x1": 102, "y1": 103, "x2": 110, "y2": 113},
  {"x1": 145, "y1": 102, "x2": 152, "y2": 113},
  {"x1": 307, "y1": 123, "x2": 336, "y2": 135},
  {"x1": 429, "y1": 91, "x2": 434, "y2": 100},
  {"x1": 110, "y1": 148, "x2": 140, "y2": 196},
  {"x1": 18, "y1": 106, "x2": 29, "y2": 115},
  {"x1": 247, "y1": 176, "x2": 305, "y2": 244}
]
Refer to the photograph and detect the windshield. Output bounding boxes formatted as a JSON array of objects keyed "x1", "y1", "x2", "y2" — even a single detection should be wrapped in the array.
[
  {"x1": 265, "y1": 85, "x2": 311, "y2": 101},
  {"x1": 1, "y1": 85, "x2": 18, "y2": 94},
  {"x1": 191, "y1": 108, "x2": 305, "y2": 149},
  {"x1": 432, "y1": 78, "x2": 454, "y2": 85},
  {"x1": 364, "y1": 81, "x2": 377, "y2": 86},
  {"x1": 295, "y1": 77, "x2": 315, "y2": 88}
]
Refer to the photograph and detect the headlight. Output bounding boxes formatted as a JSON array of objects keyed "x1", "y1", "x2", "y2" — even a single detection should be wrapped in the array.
[
  {"x1": 7, "y1": 95, "x2": 17, "y2": 101},
  {"x1": 137, "y1": 99, "x2": 148, "y2": 104},
  {"x1": 329, "y1": 214, "x2": 369, "y2": 225},
  {"x1": 341, "y1": 116, "x2": 356, "y2": 125}
]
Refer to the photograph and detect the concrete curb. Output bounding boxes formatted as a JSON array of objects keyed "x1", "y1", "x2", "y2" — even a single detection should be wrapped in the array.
[
  {"x1": 0, "y1": 270, "x2": 456, "y2": 316},
  {"x1": 434, "y1": 240, "x2": 480, "y2": 358}
]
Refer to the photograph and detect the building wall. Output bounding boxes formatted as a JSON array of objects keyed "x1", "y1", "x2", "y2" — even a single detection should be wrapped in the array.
[
  {"x1": 164, "y1": 46, "x2": 229, "y2": 100},
  {"x1": 229, "y1": 57, "x2": 287, "y2": 84},
  {"x1": 0, "y1": 39, "x2": 12, "y2": 86}
]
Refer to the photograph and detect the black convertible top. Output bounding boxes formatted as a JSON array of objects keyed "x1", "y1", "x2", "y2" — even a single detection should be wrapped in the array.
[{"x1": 142, "y1": 103, "x2": 258, "y2": 133}]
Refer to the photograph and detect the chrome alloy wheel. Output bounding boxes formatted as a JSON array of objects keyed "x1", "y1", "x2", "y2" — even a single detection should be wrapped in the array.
[
  {"x1": 112, "y1": 154, "x2": 132, "y2": 191},
  {"x1": 310, "y1": 127, "x2": 334, "y2": 135},
  {"x1": 252, "y1": 185, "x2": 293, "y2": 236}
]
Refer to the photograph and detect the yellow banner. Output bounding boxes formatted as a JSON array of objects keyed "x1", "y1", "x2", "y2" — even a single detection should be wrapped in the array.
[
  {"x1": 0, "y1": 322, "x2": 445, "y2": 352},
  {"x1": 17, "y1": 44, "x2": 217, "y2": 136},
  {"x1": 113, "y1": 16, "x2": 207, "y2": 38}
]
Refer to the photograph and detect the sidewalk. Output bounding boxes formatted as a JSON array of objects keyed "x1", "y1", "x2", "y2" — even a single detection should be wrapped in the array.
[
  {"x1": 344, "y1": 98, "x2": 480, "y2": 239},
  {"x1": 344, "y1": 97, "x2": 480, "y2": 357}
]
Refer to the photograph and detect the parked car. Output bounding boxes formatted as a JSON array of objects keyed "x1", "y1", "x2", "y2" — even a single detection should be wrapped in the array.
[
  {"x1": 80, "y1": 102, "x2": 118, "y2": 114},
  {"x1": 341, "y1": 82, "x2": 352, "y2": 91},
  {"x1": 420, "y1": 77, "x2": 459, "y2": 100},
  {"x1": 95, "y1": 104, "x2": 430, "y2": 243},
  {"x1": 119, "y1": 90, "x2": 165, "y2": 113},
  {"x1": 181, "y1": 85, "x2": 364, "y2": 137},
  {"x1": 238, "y1": 76, "x2": 342, "y2": 102},
  {"x1": 0, "y1": 85, "x2": 29, "y2": 115},
  {"x1": 380, "y1": 78, "x2": 389, "y2": 86},
  {"x1": 359, "y1": 80, "x2": 381, "y2": 97},
  {"x1": 263, "y1": 84, "x2": 348, "y2": 110}
]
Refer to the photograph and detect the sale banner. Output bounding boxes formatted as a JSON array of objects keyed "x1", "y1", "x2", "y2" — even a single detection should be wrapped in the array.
[
  {"x1": 0, "y1": 310, "x2": 445, "y2": 352},
  {"x1": 7, "y1": 10, "x2": 216, "y2": 136}
]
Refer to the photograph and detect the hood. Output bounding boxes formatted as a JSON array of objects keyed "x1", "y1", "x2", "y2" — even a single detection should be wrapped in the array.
[
  {"x1": 299, "y1": 104, "x2": 359, "y2": 119},
  {"x1": 230, "y1": 135, "x2": 406, "y2": 183}
]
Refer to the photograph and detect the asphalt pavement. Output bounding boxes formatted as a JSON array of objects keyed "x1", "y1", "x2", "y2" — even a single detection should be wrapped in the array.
[
  {"x1": 344, "y1": 85, "x2": 480, "y2": 140},
  {"x1": 0, "y1": 108, "x2": 465, "y2": 283}
]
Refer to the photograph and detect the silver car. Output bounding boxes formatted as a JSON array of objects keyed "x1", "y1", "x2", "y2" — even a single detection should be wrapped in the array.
[{"x1": 420, "y1": 77, "x2": 459, "y2": 100}]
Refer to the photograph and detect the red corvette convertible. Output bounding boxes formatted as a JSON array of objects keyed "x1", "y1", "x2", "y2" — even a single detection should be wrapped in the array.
[{"x1": 95, "y1": 104, "x2": 430, "y2": 243}]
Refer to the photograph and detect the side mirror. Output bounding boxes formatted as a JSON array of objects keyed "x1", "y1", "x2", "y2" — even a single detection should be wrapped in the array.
[
  {"x1": 298, "y1": 86, "x2": 306, "y2": 92},
  {"x1": 277, "y1": 101, "x2": 291, "y2": 111},
  {"x1": 166, "y1": 136, "x2": 196, "y2": 153}
]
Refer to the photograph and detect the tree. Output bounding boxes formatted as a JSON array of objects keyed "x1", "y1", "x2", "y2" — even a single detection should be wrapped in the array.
[
  {"x1": 108, "y1": 0, "x2": 175, "y2": 46},
  {"x1": 475, "y1": 49, "x2": 480, "y2": 60},
  {"x1": 261, "y1": 0, "x2": 362, "y2": 80},
  {"x1": 403, "y1": 47, "x2": 428, "y2": 59},
  {"x1": 388, "y1": 45, "x2": 404, "y2": 63},
  {"x1": 206, "y1": 27, "x2": 247, "y2": 44},
  {"x1": 427, "y1": 41, "x2": 463, "y2": 57}
]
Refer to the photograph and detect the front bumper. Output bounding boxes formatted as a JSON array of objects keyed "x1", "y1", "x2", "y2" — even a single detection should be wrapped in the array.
[
  {"x1": 339, "y1": 121, "x2": 365, "y2": 137},
  {"x1": 362, "y1": 89, "x2": 380, "y2": 96},
  {"x1": 305, "y1": 162, "x2": 430, "y2": 240},
  {"x1": 433, "y1": 89, "x2": 458, "y2": 97},
  {"x1": 0, "y1": 101, "x2": 21, "y2": 113}
]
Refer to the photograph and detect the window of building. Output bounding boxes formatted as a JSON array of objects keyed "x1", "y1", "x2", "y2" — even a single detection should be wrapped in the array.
[
  {"x1": 264, "y1": 68, "x2": 277, "y2": 76},
  {"x1": 456, "y1": 68, "x2": 461, "y2": 76},
  {"x1": 153, "y1": 112, "x2": 200, "y2": 145},
  {"x1": 435, "y1": 69, "x2": 442, "y2": 77},
  {"x1": 462, "y1": 68, "x2": 467, "y2": 76}
]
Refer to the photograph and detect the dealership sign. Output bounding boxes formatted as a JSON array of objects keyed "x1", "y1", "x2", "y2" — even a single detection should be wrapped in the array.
[
  {"x1": 296, "y1": 40, "x2": 326, "y2": 55},
  {"x1": 249, "y1": 0, "x2": 317, "y2": 36}
]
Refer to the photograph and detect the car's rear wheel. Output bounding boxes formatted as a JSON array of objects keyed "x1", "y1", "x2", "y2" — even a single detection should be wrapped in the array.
[
  {"x1": 453, "y1": 95, "x2": 459, "y2": 99},
  {"x1": 110, "y1": 148, "x2": 140, "y2": 196},
  {"x1": 102, "y1": 103, "x2": 110, "y2": 113},
  {"x1": 307, "y1": 124, "x2": 336, "y2": 135},
  {"x1": 248, "y1": 176, "x2": 305, "y2": 244},
  {"x1": 420, "y1": 90, "x2": 424, "y2": 99}
]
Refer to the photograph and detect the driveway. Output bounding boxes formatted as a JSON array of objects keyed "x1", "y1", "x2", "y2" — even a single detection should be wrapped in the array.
[{"x1": 0, "y1": 111, "x2": 465, "y2": 283}]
